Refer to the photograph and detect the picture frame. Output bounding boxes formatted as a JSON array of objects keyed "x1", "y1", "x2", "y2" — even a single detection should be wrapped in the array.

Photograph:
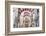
[{"x1": 5, "y1": 1, "x2": 45, "y2": 36}]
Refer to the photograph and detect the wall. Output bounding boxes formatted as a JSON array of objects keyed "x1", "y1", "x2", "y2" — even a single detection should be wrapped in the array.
[{"x1": 0, "y1": 0, "x2": 46, "y2": 36}]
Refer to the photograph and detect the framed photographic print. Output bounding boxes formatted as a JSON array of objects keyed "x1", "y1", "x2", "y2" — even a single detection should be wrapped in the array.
[{"x1": 5, "y1": 1, "x2": 45, "y2": 36}]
